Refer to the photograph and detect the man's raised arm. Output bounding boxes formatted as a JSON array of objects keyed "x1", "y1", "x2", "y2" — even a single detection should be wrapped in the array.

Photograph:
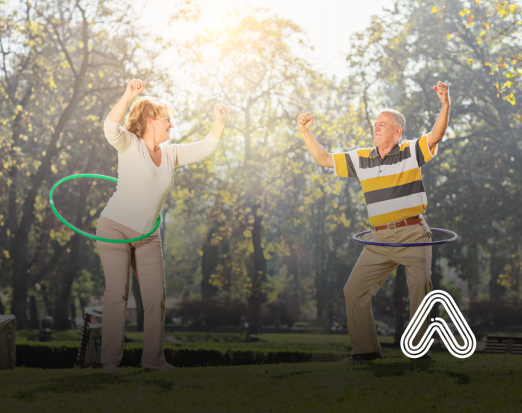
[
  {"x1": 296, "y1": 112, "x2": 334, "y2": 169},
  {"x1": 427, "y1": 81, "x2": 451, "y2": 149}
]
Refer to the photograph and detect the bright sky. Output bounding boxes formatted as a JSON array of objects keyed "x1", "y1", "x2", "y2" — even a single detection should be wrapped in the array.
[{"x1": 138, "y1": 0, "x2": 395, "y2": 78}]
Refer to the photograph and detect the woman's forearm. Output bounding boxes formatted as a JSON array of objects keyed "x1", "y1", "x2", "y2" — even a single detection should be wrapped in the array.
[
  {"x1": 210, "y1": 119, "x2": 226, "y2": 140},
  {"x1": 108, "y1": 93, "x2": 133, "y2": 123}
]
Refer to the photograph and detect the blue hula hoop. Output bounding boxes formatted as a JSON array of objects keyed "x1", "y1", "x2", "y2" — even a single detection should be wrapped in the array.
[{"x1": 353, "y1": 228, "x2": 458, "y2": 247}]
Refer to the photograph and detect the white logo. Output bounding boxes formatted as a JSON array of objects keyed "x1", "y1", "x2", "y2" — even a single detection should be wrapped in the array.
[{"x1": 401, "y1": 290, "x2": 476, "y2": 359}]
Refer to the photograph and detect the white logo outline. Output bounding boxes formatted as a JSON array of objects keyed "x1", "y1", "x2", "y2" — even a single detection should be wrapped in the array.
[{"x1": 400, "y1": 290, "x2": 476, "y2": 359}]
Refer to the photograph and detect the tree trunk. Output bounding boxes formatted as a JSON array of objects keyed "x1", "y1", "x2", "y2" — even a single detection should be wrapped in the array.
[
  {"x1": 9, "y1": 13, "x2": 90, "y2": 330},
  {"x1": 393, "y1": 265, "x2": 406, "y2": 344},
  {"x1": 79, "y1": 296, "x2": 87, "y2": 314},
  {"x1": 54, "y1": 150, "x2": 95, "y2": 331},
  {"x1": 282, "y1": 242, "x2": 300, "y2": 324},
  {"x1": 467, "y1": 243, "x2": 480, "y2": 298},
  {"x1": 29, "y1": 295, "x2": 39, "y2": 329},
  {"x1": 244, "y1": 103, "x2": 267, "y2": 336},
  {"x1": 489, "y1": 247, "x2": 507, "y2": 300},
  {"x1": 7, "y1": 90, "x2": 31, "y2": 329},
  {"x1": 40, "y1": 284, "x2": 53, "y2": 318},
  {"x1": 10, "y1": 244, "x2": 29, "y2": 329},
  {"x1": 55, "y1": 233, "x2": 83, "y2": 330},
  {"x1": 132, "y1": 271, "x2": 144, "y2": 332},
  {"x1": 314, "y1": 197, "x2": 326, "y2": 321},
  {"x1": 70, "y1": 300, "x2": 77, "y2": 323},
  {"x1": 246, "y1": 210, "x2": 267, "y2": 335},
  {"x1": 0, "y1": 298, "x2": 4, "y2": 315},
  {"x1": 201, "y1": 227, "x2": 220, "y2": 300}
]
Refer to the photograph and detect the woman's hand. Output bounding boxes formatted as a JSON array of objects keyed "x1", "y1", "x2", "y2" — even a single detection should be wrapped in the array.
[
  {"x1": 107, "y1": 79, "x2": 146, "y2": 124},
  {"x1": 214, "y1": 103, "x2": 228, "y2": 122},
  {"x1": 124, "y1": 79, "x2": 146, "y2": 101}
]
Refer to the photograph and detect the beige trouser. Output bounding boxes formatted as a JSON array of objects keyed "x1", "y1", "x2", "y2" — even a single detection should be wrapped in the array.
[
  {"x1": 344, "y1": 221, "x2": 433, "y2": 356},
  {"x1": 96, "y1": 216, "x2": 166, "y2": 366}
]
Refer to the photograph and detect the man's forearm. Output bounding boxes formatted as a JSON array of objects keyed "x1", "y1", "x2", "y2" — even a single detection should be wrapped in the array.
[
  {"x1": 428, "y1": 102, "x2": 450, "y2": 148},
  {"x1": 300, "y1": 129, "x2": 333, "y2": 168}
]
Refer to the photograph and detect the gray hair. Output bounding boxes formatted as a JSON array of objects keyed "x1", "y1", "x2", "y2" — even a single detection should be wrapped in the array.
[{"x1": 379, "y1": 109, "x2": 406, "y2": 137}]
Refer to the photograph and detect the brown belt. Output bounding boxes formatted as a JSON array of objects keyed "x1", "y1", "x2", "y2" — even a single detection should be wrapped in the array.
[{"x1": 373, "y1": 216, "x2": 422, "y2": 232}]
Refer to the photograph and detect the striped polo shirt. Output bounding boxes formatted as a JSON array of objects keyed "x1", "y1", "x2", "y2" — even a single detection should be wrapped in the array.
[{"x1": 333, "y1": 135, "x2": 437, "y2": 226}]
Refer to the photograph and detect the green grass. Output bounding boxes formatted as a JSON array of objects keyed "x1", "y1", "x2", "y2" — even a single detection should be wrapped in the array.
[
  {"x1": 1, "y1": 355, "x2": 521, "y2": 412},
  {"x1": 16, "y1": 329, "x2": 381, "y2": 351},
  {"x1": 16, "y1": 329, "x2": 82, "y2": 343},
  {"x1": 162, "y1": 332, "x2": 361, "y2": 352}
]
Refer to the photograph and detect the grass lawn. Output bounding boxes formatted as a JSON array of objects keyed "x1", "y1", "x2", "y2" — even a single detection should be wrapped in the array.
[{"x1": 2, "y1": 355, "x2": 522, "y2": 412}]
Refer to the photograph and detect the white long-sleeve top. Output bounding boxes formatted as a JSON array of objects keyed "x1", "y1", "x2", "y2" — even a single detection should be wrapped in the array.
[{"x1": 100, "y1": 117, "x2": 220, "y2": 234}]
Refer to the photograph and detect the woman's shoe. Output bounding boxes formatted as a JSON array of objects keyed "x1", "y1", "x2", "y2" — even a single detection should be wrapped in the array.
[
  {"x1": 102, "y1": 364, "x2": 118, "y2": 374},
  {"x1": 142, "y1": 362, "x2": 178, "y2": 371}
]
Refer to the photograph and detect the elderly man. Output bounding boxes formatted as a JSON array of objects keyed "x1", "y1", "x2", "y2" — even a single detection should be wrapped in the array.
[{"x1": 297, "y1": 81, "x2": 450, "y2": 360}]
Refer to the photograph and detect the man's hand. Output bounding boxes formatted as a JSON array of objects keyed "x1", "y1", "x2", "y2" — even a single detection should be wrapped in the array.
[
  {"x1": 297, "y1": 112, "x2": 315, "y2": 132},
  {"x1": 428, "y1": 81, "x2": 451, "y2": 149},
  {"x1": 295, "y1": 111, "x2": 333, "y2": 168},
  {"x1": 433, "y1": 81, "x2": 450, "y2": 105}
]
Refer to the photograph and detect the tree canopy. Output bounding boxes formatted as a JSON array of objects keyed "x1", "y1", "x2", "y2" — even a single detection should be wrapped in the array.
[{"x1": 1, "y1": 0, "x2": 520, "y2": 332}]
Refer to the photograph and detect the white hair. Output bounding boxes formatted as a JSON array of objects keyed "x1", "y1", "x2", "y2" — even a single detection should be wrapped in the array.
[{"x1": 379, "y1": 109, "x2": 406, "y2": 137}]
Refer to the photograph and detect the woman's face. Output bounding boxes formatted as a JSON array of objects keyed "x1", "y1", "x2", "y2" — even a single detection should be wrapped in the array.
[{"x1": 151, "y1": 116, "x2": 174, "y2": 144}]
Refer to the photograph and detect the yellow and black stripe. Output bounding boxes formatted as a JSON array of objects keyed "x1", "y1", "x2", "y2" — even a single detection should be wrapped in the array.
[{"x1": 333, "y1": 135, "x2": 437, "y2": 226}]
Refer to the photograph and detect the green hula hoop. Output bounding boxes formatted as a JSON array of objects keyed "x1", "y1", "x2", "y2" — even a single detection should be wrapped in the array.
[{"x1": 49, "y1": 173, "x2": 161, "y2": 243}]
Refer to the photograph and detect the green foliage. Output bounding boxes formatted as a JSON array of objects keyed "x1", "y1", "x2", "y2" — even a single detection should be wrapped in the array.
[
  {"x1": 347, "y1": 0, "x2": 522, "y2": 304},
  {"x1": 430, "y1": 0, "x2": 522, "y2": 103},
  {"x1": 1, "y1": 0, "x2": 521, "y2": 336},
  {"x1": 0, "y1": 0, "x2": 177, "y2": 327},
  {"x1": 16, "y1": 329, "x2": 81, "y2": 342},
  {"x1": 15, "y1": 341, "x2": 348, "y2": 369},
  {"x1": 16, "y1": 343, "x2": 79, "y2": 369}
]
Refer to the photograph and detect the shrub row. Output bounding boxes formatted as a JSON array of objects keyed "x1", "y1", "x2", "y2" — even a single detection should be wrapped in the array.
[
  {"x1": 16, "y1": 343, "x2": 347, "y2": 369},
  {"x1": 16, "y1": 343, "x2": 79, "y2": 369}
]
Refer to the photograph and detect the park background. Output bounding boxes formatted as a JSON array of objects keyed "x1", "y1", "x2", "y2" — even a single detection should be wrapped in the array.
[{"x1": 1, "y1": 0, "x2": 521, "y2": 344}]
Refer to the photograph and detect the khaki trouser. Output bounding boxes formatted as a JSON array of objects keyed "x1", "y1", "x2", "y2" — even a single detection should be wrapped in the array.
[
  {"x1": 96, "y1": 216, "x2": 166, "y2": 366},
  {"x1": 344, "y1": 221, "x2": 433, "y2": 356}
]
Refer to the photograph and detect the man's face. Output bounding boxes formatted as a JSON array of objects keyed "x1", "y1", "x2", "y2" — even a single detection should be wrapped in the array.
[{"x1": 373, "y1": 112, "x2": 401, "y2": 148}]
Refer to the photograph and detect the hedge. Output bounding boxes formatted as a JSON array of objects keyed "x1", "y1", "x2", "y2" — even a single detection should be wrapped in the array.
[
  {"x1": 16, "y1": 342, "x2": 348, "y2": 369},
  {"x1": 16, "y1": 342, "x2": 79, "y2": 369}
]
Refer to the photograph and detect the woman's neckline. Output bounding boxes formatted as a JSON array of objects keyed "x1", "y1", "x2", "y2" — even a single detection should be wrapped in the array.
[{"x1": 143, "y1": 140, "x2": 162, "y2": 168}]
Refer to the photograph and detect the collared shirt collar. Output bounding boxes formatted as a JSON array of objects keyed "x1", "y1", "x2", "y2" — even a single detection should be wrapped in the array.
[{"x1": 371, "y1": 143, "x2": 400, "y2": 159}]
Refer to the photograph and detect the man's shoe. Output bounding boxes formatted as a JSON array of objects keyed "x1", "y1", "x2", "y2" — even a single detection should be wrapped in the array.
[
  {"x1": 142, "y1": 362, "x2": 178, "y2": 371},
  {"x1": 342, "y1": 351, "x2": 384, "y2": 361}
]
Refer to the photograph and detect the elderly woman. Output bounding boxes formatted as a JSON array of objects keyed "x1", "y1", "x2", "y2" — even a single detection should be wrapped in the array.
[{"x1": 97, "y1": 79, "x2": 227, "y2": 373}]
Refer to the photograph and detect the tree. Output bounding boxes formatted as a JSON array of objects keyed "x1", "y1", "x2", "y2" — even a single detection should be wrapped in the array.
[
  {"x1": 346, "y1": 0, "x2": 522, "y2": 311},
  {"x1": 175, "y1": 8, "x2": 334, "y2": 334},
  {"x1": 0, "y1": 0, "x2": 174, "y2": 328},
  {"x1": 431, "y1": 0, "x2": 522, "y2": 103}
]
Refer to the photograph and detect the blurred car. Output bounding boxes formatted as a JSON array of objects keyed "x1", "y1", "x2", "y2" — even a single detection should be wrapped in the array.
[
  {"x1": 291, "y1": 322, "x2": 310, "y2": 331},
  {"x1": 375, "y1": 320, "x2": 395, "y2": 336}
]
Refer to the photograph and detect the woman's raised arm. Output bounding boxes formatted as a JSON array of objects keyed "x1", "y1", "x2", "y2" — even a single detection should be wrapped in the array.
[
  {"x1": 108, "y1": 79, "x2": 146, "y2": 123},
  {"x1": 170, "y1": 103, "x2": 228, "y2": 167}
]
